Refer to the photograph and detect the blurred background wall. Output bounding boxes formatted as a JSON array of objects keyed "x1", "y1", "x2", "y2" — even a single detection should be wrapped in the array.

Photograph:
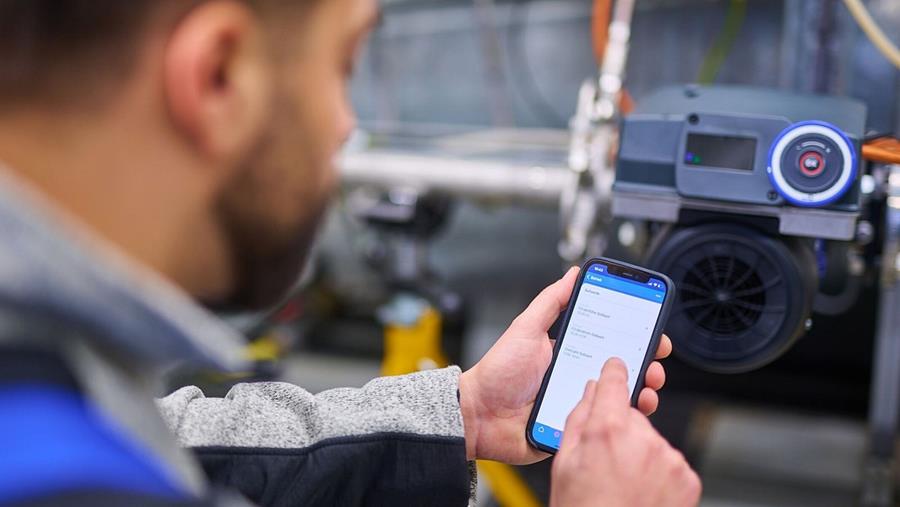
[{"x1": 351, "y1": 0, "x2": 900, "y2": 134}]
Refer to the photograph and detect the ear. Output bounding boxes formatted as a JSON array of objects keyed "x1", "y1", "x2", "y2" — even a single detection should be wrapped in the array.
[{"x1": 163, "y1": 0, "x2": 272, "y2": 165}]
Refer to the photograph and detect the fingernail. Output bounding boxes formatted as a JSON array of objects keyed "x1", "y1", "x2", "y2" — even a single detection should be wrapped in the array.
[{"x1": 603, "y1": 357, "x2": 625, "y2": 370}]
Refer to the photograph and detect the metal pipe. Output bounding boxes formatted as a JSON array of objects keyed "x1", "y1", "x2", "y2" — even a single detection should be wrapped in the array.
[
  {"x1": 339, "y1": 151, "x2": 577, "y2": 206},
  {"x1": 862, "y1": 164, "x2": 900, "y2": 506}
]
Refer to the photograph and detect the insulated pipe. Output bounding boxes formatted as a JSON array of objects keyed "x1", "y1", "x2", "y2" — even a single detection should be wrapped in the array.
[{"x1": 339, "y1": 151, "x2": 576, "y2": 206}]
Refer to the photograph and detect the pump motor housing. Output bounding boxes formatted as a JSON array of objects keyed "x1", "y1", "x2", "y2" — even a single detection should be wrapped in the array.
[{"x1": 613, "y1": 85, "x2": 868, "y2": 373}]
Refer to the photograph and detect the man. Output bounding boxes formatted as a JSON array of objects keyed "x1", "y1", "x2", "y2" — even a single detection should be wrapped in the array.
[{"x1": 0, "y1": 1, "x2": 701, "y2": 506}]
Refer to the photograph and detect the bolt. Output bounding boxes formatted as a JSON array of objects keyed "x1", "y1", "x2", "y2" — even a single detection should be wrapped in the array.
[
  {"x1": 767, "y1": 190, "x2": 779, "y2": 201},
  {"x1": 856, "y1": 221, "x2": 875, "y2": 246},
  {"x1": 804, "y1": 318, "x2": 814, "y2": 332}
]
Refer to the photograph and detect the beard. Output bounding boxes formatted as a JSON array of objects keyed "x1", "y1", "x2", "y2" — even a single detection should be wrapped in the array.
[
  {"x1": 207, "y1": 111, "x2": 333, "y2": 313},
  {"x1": 210, "y1": 188, "x2": 326, "y2": 313}
]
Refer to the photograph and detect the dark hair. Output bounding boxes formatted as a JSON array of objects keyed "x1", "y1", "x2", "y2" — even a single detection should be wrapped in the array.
[
  {"x1": 0, "y1": 1, "x2": 171, "y2": 104},
  {"x1": 0, "y1": 0, "x2": 308, "y2": 106}
]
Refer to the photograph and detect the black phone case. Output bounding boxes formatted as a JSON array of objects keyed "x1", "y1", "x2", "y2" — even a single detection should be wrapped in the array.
[{"x1": 525, "y1": 257, "x2": 675, "y2": 455}]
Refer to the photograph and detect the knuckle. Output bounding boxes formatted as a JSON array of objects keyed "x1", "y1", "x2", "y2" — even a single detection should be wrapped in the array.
[
  {"x1": 649, "y1": 436, "x2": 668, "y2": 456},
  {"x1": 652, "y1": 446, "x2": 679, "y2": 474},
  {"x1": 509, "y1": 313, "x2": 527, "y2": 329},
  {"x1": 642, "y1": 437, "x2": 669, "y2": 467},
  {"x1": 565, "y1": 406, "x2": 585, "y2": 427},
  {"x1": 667, "y1": 449, "x2": 688, "y2": 471},
  {"x1": 603, "y1": 414, "x2": 625, "y2": 434},
  {"x1": 534, "y1": 286, "x2": 555, "y2": 306},
  {"x1": 684, "y1": 470, "x2": 703, "y2": 502},
  {"x1": 583, "y1": 424, "x2": 607, "y2": 442},
  {"x1": 628, "y1": 407, "x2": 649, "y2": 423},
  {"x1": 586, "y1": 415, "x2": 620, "y2": 442}
]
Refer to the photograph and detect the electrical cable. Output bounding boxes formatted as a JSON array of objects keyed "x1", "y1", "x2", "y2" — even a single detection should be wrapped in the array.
[
  {"x1": 697, "y1": 0, "x2": 747, "y2": 84},
  {"x1": 592, "y1": 0, "x2": 635, "y2": 115},
  {"x1": 843, "y1": 0, "x2": 900, "y2": 70},
  {"x1": 591, "y1": 0, "x2": 612, "y2": 65},
  {"x1": 863, "y1": 135, "x2": 900, "y2": 164}
]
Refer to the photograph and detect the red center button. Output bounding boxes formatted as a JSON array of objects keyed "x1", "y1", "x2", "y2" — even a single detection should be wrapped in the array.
[{"x1": 799, "y1": 151, "x2": 825, "y2": 177}]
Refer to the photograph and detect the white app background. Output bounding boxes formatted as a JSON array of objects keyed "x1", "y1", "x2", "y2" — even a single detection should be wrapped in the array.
[{"x1": 536, "y1": 282, "x2": 663, "y2": 430}]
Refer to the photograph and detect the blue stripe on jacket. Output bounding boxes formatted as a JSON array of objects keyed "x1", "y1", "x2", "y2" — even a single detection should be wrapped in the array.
[{"x1": 0, "y1": 384, "x2": 188, "y2": 504}]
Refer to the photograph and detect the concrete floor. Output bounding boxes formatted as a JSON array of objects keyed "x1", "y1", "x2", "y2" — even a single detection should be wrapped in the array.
[{"x1": 697, "y1": 407, "x2": 864, "y2": 507}]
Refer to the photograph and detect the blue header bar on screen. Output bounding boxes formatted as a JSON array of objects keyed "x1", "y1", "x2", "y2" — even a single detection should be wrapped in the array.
[{"x1": 585, "y1": 264, "x2": 666, "y2": 303}]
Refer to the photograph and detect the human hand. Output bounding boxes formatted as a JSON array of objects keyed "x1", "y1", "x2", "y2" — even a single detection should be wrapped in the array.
[
  {"x1": 550, "y1": 359, "x2": 701, "y2": 507},
  {"x1": 458, "y1": 266, "x2": 673, "y2": 463}
]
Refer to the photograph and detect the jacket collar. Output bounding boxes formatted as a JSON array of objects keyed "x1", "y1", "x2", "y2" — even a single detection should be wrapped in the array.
[{"x1": 0, "y1": 166, "x2": 249, "y2": 372}]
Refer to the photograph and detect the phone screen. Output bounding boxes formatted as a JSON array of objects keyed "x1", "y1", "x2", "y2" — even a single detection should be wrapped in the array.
[{"x1": 531, "y1": 262, "x2": 668, "y2": 450}]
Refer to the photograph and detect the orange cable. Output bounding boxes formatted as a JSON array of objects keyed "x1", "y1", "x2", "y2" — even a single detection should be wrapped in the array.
[
  {"x1": 863, "y1": 137, "x2": 900, "y2": 165},
  {"x1": 592, "y1": 0, "x2": 635, "y2": 115}
]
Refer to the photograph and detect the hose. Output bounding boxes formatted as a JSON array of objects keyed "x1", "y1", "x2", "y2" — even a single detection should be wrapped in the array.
[
  {"x1": 592, "y1": 0, "x2": 612, "y2": 64},
  {"x1": 698, "y1": 0, "x2": 747, "y2": 84},
  {"x1": 843, "y1": 0, "x2": 900, "y2": 70}
]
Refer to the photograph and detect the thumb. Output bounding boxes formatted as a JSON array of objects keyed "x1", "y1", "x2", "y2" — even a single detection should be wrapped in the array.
[{"x1": 514, "y1": 267, "x2": 580, "y2": 333}]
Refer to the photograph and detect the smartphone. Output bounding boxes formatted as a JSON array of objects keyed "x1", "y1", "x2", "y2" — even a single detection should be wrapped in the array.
[{"x1": 526, "y1": 257, "x2": 674, "y2": 454}]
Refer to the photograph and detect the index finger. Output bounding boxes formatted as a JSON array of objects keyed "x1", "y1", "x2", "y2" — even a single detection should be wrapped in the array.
[
  {"x1": 559, "y1": 379, "x2": 598, "y2": 453},
  {"x1": 656, "y1": 334, "x2": 673, "y2": 359},
  {"x1": 591, "y1": 358, "x2": 631, "y2": 418}
]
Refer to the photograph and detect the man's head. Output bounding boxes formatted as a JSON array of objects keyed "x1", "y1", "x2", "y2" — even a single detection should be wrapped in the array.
[{"x1": 0, "y1": 0, "x2": 378, "y2": 310}]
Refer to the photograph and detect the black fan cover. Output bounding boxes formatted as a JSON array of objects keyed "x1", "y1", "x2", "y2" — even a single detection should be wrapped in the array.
[{"x1": 649, "y1": 223, "x2": 817, "y2": 373}]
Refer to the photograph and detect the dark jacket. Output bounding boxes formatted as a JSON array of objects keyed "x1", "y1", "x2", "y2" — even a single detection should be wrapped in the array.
[{"x1": 0, "y1": 169, "x2": 473, "y2": 506}]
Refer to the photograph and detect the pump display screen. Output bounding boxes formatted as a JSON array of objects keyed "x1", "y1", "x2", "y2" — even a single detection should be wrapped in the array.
[
  {"x1": 685, "y1": 133, "x2": 757, "y2": 171},
  {"x1": 530, "y1": 263, "x2": 667, "y2": 450}
]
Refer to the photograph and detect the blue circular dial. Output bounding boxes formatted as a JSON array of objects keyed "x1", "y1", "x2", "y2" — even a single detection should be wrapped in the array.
[{"x1": 766, "y1": 121, "x2": 857, "y2": 208}]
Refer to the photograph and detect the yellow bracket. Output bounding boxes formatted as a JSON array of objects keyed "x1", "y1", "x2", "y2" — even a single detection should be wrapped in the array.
[
  {"x1": 478, "y1": 460, "x2": 544, "y2": 507},
  {"x1": 381, "y1": 300, "x2": 543, "y2": 506},
  {"x1": 245, "y1": 334, "x2": 283, "y2": 362},
  {"x1": 382, "y1": 306, "x2": 448, "y2": 376}
]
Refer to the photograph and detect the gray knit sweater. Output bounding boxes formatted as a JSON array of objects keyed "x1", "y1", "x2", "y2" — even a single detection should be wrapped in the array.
[{"x1": 0, "y1": 167, "x2": 473, "y2": 506}]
